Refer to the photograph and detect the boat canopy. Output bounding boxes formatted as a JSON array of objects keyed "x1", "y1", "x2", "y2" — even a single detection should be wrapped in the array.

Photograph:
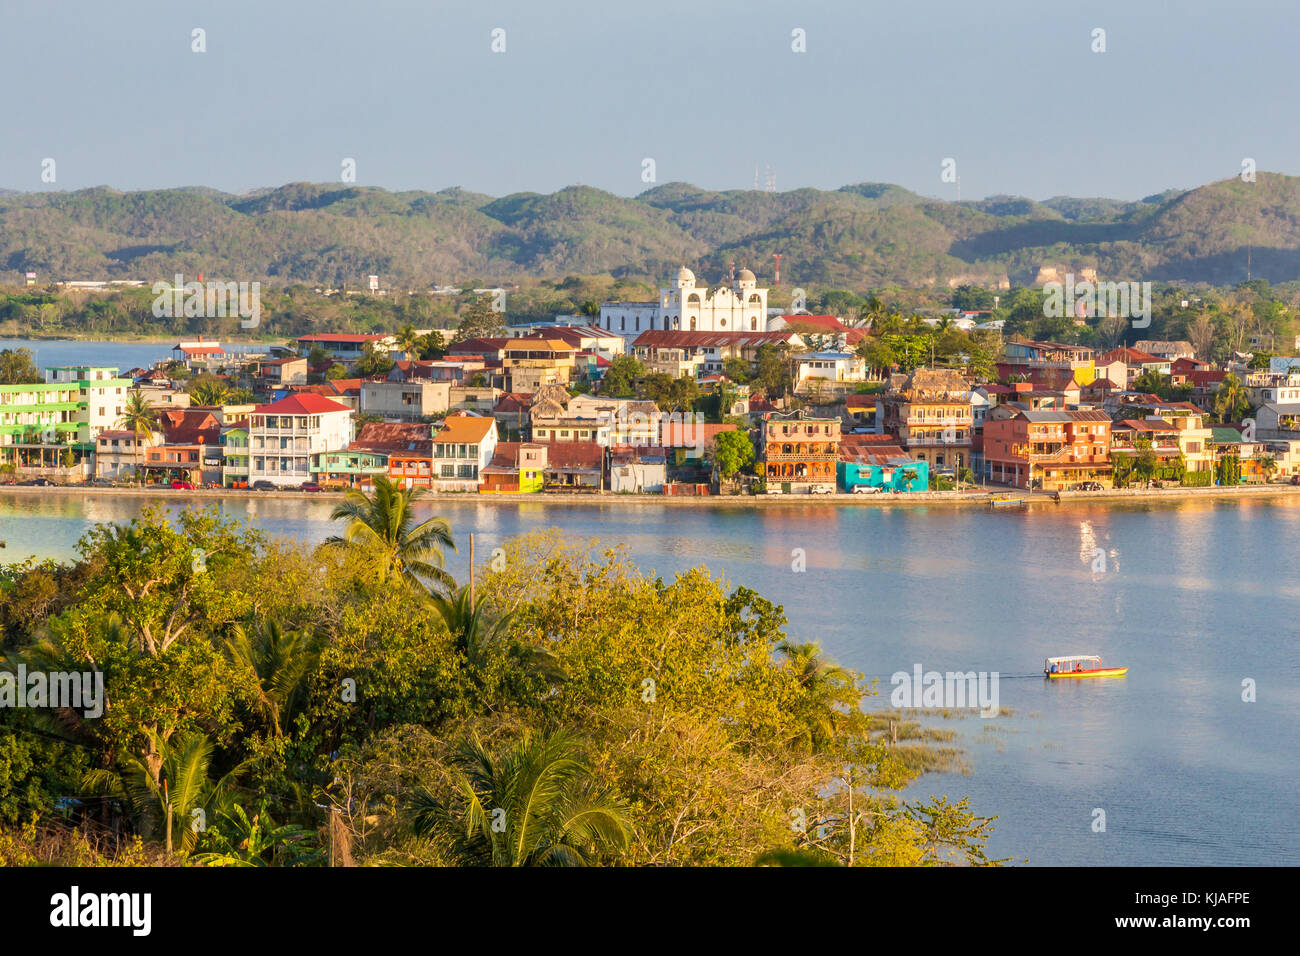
[{"x1": 1045, "y1": 655, "x2": 1103, "y2": 665}]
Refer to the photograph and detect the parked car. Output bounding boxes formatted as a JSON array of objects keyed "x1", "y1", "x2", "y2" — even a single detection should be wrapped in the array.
[
  {"x1": 1290, "y1": 474, "x2": 1300, "y2": 485},
  {"x1": 82, "y1": 477, "x2": 113, "y2": 487},
  {"x1": 851, "y1": 485, "x2": 883, "y2": 494},
  {"x1": 1071, "y1": 481, "x2": 1104, "y2": 492},
  {"x1": 171, "y1": 479, "x2": 196, "y2": 490},
  {"x1": 300, "y1": 482, "x2": 323, "y2": 493},
  {"x1": 810, "y1": 485, "x2": 834, "y2": 495},
  {"x1": 251, "y1": 480, "x2": 276, "y2": 491},
  {"x1": 21, "y1": 477, "x2": 56, "y2": 487}
]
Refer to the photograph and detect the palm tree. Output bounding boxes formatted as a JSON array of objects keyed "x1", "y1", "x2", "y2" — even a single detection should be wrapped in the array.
[
  {"x1": 117, "y1": 391, "x2": 159, "y2": 485},
  {"x1": 409, "y1": 731, "x2": 631, "y2": 866},
  {"x1": 191, "y1": 801, "x2": 321, "y2": 866},
  {"x1": 395, "y1": 324, "x2": 422, "y2": 362},
  {"x1": 431, "y1": 585, "x2": 565, "y2": 681},
  {"x1": 1213, "y1": 373, "x2": 1250, "y2": 425},
  {"x1": 862, "y1": 294, "x2": 886, "y2": 330},
  {"x1": 224, "y1": 618, "x2": 320, "y2": 737},
  {"x1": 189, "y1": 378, "x2": 229, "y2": 407},
  {"x1": 327, "y1": 474, "x2": 456, "y2": 592},
  {"x1": 1260, "y1": 454, "x2": 1278, "y2": 483},
  {"x1": 82, "y1": 729, "x2": 243, "y2": 855},
  {"x1": 777, "y1": 640, "x2": 858, "y2": 752}
]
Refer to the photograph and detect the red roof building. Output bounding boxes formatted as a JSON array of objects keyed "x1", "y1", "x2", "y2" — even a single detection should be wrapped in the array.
[
  {"x1": 772, "y1": 314, "x2": 867, "y2": 345},
  {"x1": 252, "y1": 393, "x2": 353, "y2": 416}
]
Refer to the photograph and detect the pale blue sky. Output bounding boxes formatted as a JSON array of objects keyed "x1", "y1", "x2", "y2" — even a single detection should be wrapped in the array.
[{"x1": 1, "y1": 0, "x2": 1294, "y2": 200}]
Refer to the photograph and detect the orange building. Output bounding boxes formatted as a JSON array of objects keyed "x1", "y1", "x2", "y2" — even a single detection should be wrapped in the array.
[
  {"x1": 758, "y1": 411, "x2": 840, "y2": 493},
  {"x1": 337, "y1": 422, "x2": 432, "y2": 488},
  {"x1": 983, "y1": 409, "x2": 1112, "y2": 490}
]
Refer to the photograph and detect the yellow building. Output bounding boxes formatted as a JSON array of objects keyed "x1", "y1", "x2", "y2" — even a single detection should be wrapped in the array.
[
  {"x1": 503, "y1": 338, "x2": 577, "y2": 392},
  {"x1": 1137, "y1": 401, "x2": 1214, "y2": 477},
  {"x1": 880, "y1": 368, "x2": 974, "y2": 472}
]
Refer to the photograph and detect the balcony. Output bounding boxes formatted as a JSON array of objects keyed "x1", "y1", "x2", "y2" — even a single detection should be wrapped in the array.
[
  {"x1": 765, "y1": 448, "x2": 838, "y2": 461},
  {"x1": 907, "y1": 436, "x2": 970, "y2": 447},
  {"x1": 901, "y1": 416, "x2": 972, "y2": 426},
  {"x1": 1112, "y1": 442, "x2": 1180, "y2": 455}
]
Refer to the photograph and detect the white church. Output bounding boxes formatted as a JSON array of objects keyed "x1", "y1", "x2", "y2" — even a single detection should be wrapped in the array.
[{"x1": 598, "y1": 267, "x2": 770, "y2": 341}]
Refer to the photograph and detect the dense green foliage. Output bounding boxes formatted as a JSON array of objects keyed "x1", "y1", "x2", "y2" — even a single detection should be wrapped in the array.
[
  {"x1": 0, "y1": 348, "x2": 41, "y2": 384},
  {"x1": 0, "y1": 502, "x2": 1003, "y2": 867},
  {"x1": 7, "y1": 174, "x2": 1300, "y2": 297}
]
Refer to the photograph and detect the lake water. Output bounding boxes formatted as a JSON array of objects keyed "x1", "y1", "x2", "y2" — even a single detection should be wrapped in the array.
[
  {"x1": 0, "y1": 338, "x2": 177, "y2": 372},
  {"x1": 1, "y1": 491, "x2": 1297, "y2": 867}
]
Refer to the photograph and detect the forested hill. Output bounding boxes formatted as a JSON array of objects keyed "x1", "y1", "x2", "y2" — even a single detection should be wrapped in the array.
[{"x1": 3, "y1": 173, "x2": 1299, "y2": 289}]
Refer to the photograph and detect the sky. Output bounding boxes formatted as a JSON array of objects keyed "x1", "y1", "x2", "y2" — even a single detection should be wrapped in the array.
[{"x1": 1, "y1": 0, "x2": 1296, "y2": 202}]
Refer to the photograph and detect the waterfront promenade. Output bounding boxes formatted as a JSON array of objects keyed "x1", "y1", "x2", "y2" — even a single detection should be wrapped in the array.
[{"x1": 4, "y1": 482, "x2": 1300, "y2": 508}]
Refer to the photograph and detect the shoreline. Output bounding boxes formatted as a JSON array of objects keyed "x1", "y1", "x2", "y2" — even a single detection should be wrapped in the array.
[
  {"x1": 4, "y1": 483, "x2": 1299, "y2": 508},
  {"x1": 0, "y1": 334, "x2": 278, "y2": 345}
]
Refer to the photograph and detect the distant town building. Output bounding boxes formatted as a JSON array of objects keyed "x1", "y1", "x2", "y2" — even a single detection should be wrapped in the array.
[
  {"x1": 879, "y1": 368, "x2": 974, "y2": 473},
  {"x1": 758, "y1": 411, "x2": 841, "y2": 494},
  {"x1": 600, "y1": 267, "x2": 769, "y2": 342},
  {"x1": 248, "y1": 393, "x2": 354, "y2": 487}
]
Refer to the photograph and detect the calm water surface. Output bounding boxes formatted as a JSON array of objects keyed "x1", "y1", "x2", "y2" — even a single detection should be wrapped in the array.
[
  {"x1": 2, "y1": 491, "x2": 1297, "y2": 866},
  {"x1": 0, "y1": 338, "x2": 253, "y2": 371}
]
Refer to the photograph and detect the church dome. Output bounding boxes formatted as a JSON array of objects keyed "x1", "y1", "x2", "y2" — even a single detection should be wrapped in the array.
[
  {"x1": 676, "y1": 266, "x2": 695, "y2": 284},
  {"x1": 736, "y1": 268, "x2": 756, "y2": 282}
]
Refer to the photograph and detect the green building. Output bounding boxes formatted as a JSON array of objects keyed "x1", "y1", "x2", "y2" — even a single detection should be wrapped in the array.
[
  {"x1": 310, "y1": 448, "x2": 390, "y2": 487},
  {"x1": 0, "y1": 366, "x2": 132, "y2": 468}
]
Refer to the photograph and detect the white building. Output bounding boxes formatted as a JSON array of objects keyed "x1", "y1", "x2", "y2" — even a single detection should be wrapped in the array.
[
  {"x1": 566, "y1": 395, "x2": 661, "y2": 447},
  {"x1": 248, "y1": 394, "x2": 355, "y2": 487},
  {"x1": 599, "y1": 267, "x2": 769, "y2": 342},
  {"x1": 431, "y1": 413, "x2": 498, "y2": 492},
  {"x1": 793, "y1": 351, "x2": 867, "y2": 385},
  {"x1": 360, "y1": 380, "x2": 451, "y2": 420},
  {"x1": 95, "y1": 429, "x2": 158, "y2": 480},
  {"x1": 45, "y1": 366, "x2": 131, "y2": 440}
]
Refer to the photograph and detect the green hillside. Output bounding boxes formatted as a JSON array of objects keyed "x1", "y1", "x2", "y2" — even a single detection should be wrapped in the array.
[{"x1": 3, "y1": 174, "x2": 1299, "y2": 289}]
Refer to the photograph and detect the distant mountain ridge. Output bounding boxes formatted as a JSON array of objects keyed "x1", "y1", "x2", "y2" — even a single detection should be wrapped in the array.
[{"x1": 2, "y1": 174, "x2": 1297, "y2": 289}]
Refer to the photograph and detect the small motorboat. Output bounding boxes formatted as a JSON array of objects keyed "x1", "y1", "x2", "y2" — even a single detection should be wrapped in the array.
[
  {"x1": 1044, "y1": 655, "x2": 1128, "y2": 679},
  {"x1": 990, "y1": 493, "x2": 1027, "y2": 508}
]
